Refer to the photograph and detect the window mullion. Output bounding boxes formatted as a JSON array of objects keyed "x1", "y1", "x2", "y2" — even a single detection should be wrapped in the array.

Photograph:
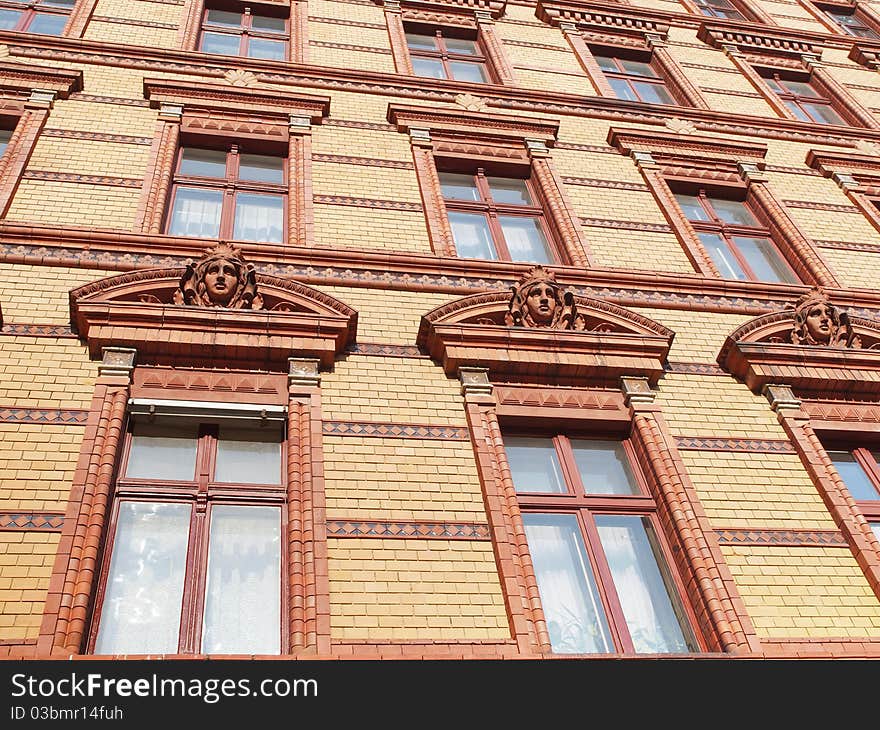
[
  {"x1": 178, "y1": 502, "x2": 206, "y2": 654},
  {"x1": 724, "y1": 232, "x2": 761, "y2": 281}
]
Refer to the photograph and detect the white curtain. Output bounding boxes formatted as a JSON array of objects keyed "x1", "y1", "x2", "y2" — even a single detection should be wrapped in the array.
[{"x1": 233, "y1": 194, "x2": 283, "y2": 242}]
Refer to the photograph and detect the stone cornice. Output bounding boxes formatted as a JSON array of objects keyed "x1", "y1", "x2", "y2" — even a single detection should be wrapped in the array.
[
  {"x1": 6, "y1": 221, "x2": 880, "y2": 318},
  {"x1": 3, "y1": 36, "x2": 880, "y2": 147},
  {"x1": 608, "y1": 127, "x2": 767, "y2": 164},
  {"x1": 372, "y1": 0, "x2": 508, "y2": 20},
  {"x1": 388, "y1": 103, "x2": 559, "y2": 143},
  {"x1": 536, "y1": 2, "x2": 669, "y2": 39},
  {"x1": 697, "y1": 21, "x2": 825, "y2": 58},
  {"x1": 0, "y1": 60, "x2": 83, "y2": 98}
]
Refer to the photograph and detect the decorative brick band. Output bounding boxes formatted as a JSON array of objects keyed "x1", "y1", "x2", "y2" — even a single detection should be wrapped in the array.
[
  {"x1": 0, "y1": 513, "x2": 64, "y2": 531},
  {"x1": 23, "y1": 171, "x2": 143, "y2": 188},
  {"x1": 816, "y1": 240, "x2": 880, "y2": 253},
  {"x1": 701, "y1": 87, "x2": 763, "y2": 98},
  {"x1": 310, "y1": 41, "x2": 392, "y2": 56},
  {"x1": 68, "y1": 93, "x2": 151, "y2": 107},
  {"x1": 327, "y1": 520, "x2": 490, "y2": 540},
  {"x1": 346, "y1": 343, "x2": 426, "y2": 358},
  {"x1": 313, "y1": 153, "x2": 413, "y2": 169},
  {"x1": 0, "y1": 407, "x2": 89, "y2": 424},
  {"x1": 680, "y1": 62, "x2": 742, "y2": 74},
  {"x1": 665, "y1": 361, "x2": 727, "y2": 375},
  {"x1": 580, "y1": 217, "x2": 673, "y2": 233},
  {"x1": 764, "y1": 165, "x2": 822, "y2": 176},
  {"x1": 554, "y1": 142, "x2": 618, "y2": 153},
  {"x1": 42, "y1": 128, "x2": 153, "y2": 145},
  {"x1": 91, "y1": 15, "x2": 177, "y2": 29},
  {"x1": 323, "y1": 421, "x2": 471, "y2": 440},
  {"x1": 324, "y1": 119, "x2": 397, "y2": 132},
  {"x1": 783, "y1": 200, "x2": 859, "y2": 213},
  {"x1": 562, "y1": 177, "x2": 650, "y2": 191},
  {"x1": 313, "y1": 195, "x2": 422, "y2": 212},
  {"x1": 309, "y1": 16, "x2": 386, "y2": 30},
  {"x1": 505, "y1": 39, "x2": 570, "y2": 52},
  {"x1": 1, "y1": 323, "x2": 75, "y2": 337},
  {"x1": 675, "y1": 437, "x2": 796, "y2": 453},
  {"x1": 715, "y1": 528, "x2": 848, "y2": 547}
]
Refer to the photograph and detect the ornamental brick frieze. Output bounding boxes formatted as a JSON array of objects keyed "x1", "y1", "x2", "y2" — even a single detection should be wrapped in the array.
[
  {"x1": 417, "y1": 266, "x2": 675, "y2": 386},
  {"x1": 718, "y1": 288, "x2": 880, "y2": 397},
  {"x1": 69, "y1": 246, "x2": 358, "y2": 369}
]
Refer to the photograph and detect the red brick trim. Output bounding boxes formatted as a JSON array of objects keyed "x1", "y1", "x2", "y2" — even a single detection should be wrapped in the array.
[
  {"x1": 346, "y1": 343, "x2": 426, "y2": 357},
  {"x1": 323, "y1": 421, "x2": 470, "y2": 439},
  {"x1": 0, "y1": 407, "x2": 88, "y2": 424},
  {"x1": 23, "y1": 170, "x2": 142, "y2": 187},
  {"x1": 42, "y1": 128, "x2": 153, "y2": 145},
  {"x1": 675, "y1": 437, "x2": 796, "y2": 453},
  {"x1": 327, "y1": 519, "x2": 490, "y2": 539},
  {"x1": 665, "y1": 361, "x2": 727, "y2": 375},
  {"x1": 715, "y1": 528, "x2": 848, "y2": 546},
  {"x1": 0, "y1": 513, "x2": 64, "y2": 531},
  {"x1": 91, "y1": 15, "x2": 177, "y2": 29},
  {"x1": 314, "y1": 195, "x2": 422, "y2": 211},
  {"x1": 777, "y1": 407, "x2": 880, "y2": 601},
  {"x1": 65, "y1": 0, "x2": 98, "y2": 38}
]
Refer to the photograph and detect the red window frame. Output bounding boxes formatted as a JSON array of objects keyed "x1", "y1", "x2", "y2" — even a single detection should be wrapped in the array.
[
  {"x1": 591, "y1": 51, "x2": 678, "y2": 106},
  {"x1": 0, "y1": 0, "x2": 74, "y2": 34},
  {"x1": 509, "y1": 432, "x2": 702, "y2": 654},
  {"x1": 439, "y1": 166, "x2": 561, "y2": 264},
  {"x1": 820, "y1": 6, "x2": 880, "y2": 38},
  {"x1": 675, "y1": 187, "x2": 799, "y2": 283},
  {"x1": 198, "y1": 4, "x2": 289, "y2": 59},
  {"x1": 88, "y1": 421, "x2": 288, "y2": 655},
  {"x1": 164, "y1": 144, "x2": 288, "y2": 242},
  {"x1": 762, "y1": 72, "x2": 846, "y2": 125},
  {"x1": 405, "y1": 27, "x2": 493, "y2": 83},
  {"x1": 692, "y1": 0, "x2": 748, "y2": 21},
  {"x1": 826, "y1": 445, "x2": 880, "y2": 531}
]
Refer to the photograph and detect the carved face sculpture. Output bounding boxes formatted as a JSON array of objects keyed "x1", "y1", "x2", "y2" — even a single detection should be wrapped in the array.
[
  {"x1": 524, "y1": 282, "x2": 558, "y2": 325},
  {"x1": 203, "y1": 258, "x2": 239, "y2": 306},
  {"x1": 804, "y1": 302, "x2": 834, "y2": 345}
]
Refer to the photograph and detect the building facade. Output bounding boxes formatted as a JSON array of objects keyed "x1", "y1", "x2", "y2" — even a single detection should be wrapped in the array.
[{"x1": 0, "y1": 0, "x2": 879, "y2": 660}]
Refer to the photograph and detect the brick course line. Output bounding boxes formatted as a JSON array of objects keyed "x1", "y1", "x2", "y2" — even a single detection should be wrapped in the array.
[
  {"x1": 313, "y1": 194, "x2": 422, "y2": 211},
  {"x1": 327, "y1": 519, "x2": 490, "y2": 540},
  {"x1": 322, "y1": 420, "x2": 471, "y2": 440},
  {"x1": 91, "y1": 15, "x2": 177, "y2": 29},
  {"x1": 1, "y1": 323, "x2": 76, "y2": 337},
  {"x1": 313, "y1": 153, "x2": 413, "y2": 169},
  {"x1": 42, "y1": 128, "x2": 153, "y2": 145},
  {"x1": 675, "y1": 437, "x2": 796, "y2": 453},
  {"x1": 23, "y1": 171, "x2": 143, "y2": 188},
  {"x1": 665, "y1": 361, "x2": 728, "y2": 375},
  {"x1": 346, "y1": 343, "x2": 426, "y2": 358},
  {"x1": 0, "y1": 513, "x2": 64, "y2": 531},
  {"x1": 0, "y1": 407, "x2": 89, "y2": 424},
  {"x1": 580, "y1": 217, "x2": 672, "y2": 233},
  {"x1": 715, "y1": 528, "x2": 848, "y2": 547},
  {"x1": 783, "y1": 200, "x2": 860, "y2": 213}
]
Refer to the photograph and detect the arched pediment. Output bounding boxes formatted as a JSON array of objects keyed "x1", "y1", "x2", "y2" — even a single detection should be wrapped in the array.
[
  {"x1": 717, "y1": 289, "x2": 880, "y2": 397},
  {"x1": 416, "y1": 273, "x2": 674, "y2": 386},
  {"x1": 70, "y1": 260, "x2": 357, "y2": 370}
]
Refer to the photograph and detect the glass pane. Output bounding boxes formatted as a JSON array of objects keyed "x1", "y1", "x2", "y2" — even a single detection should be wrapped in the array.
[
  {"x1": 571, "y1": 440, "x2": 638, "y2": 495},
  {"x1": 872, "y1": 523, "x2": 880, "y2": 541},
  {"x1": 763, "y1": 77, "x2": 784, "y2": 94},
  {"x1": 239, "y1": 154, "x2": 284, "y2": 184},
  {"x1": 215, "y1": 427, "x2": 282, "y2": 484},
  {"x1": 504, "y1": 436, "x2": 566, "y2": 494},
  {"x1": 444, "y1": 37, "x2": 478, "y2": 55},
  {"x1": 412, "y1": 57, "x2": 446, "y2": 79},
  {"x1": 179, "y1": 148, "x2": 227, "y2": 178},
  {"x1": 0, "y1": 9, "x2": 20, "y2": 29},
  {"x1": 802, "y1": 102, "x2": 845, "y2": 125},
  {"x1": 674, "y1": 193, "x2": 709, "y2": 222},
  {"x1": 27, "y1": 13, "x2": 67, "y2": 35},
  {"x1": 448, "y1": 211, "x2": 497, "y2": 259},
  {"x1": 449, "y1": 61, "x2": 488, "y2": 84},
  {"x1": 733, "y1": 236, "x2": 797, "y2": 283},
  {"x1": 498, "y1": 216, "x2": 553, "y2": 264},
  {"x1": 439, "y1": 172, "x2": 479, "y2": 201},
  {"x1": 710, "y1": 197, "x2": 758, "y2": 226},
  {"x1": 593, "y1": 55, "x2": 618, "y2": 72},
  {"x1": 202, "y1": 505, "x2": 281, "y2": 655},
  {"x1": 248, "y1": 37, "x2": 286, "y2": 60},
  {"x1": 784, "y1": 100, "x2": 812, "y2": 123},
  {"x1": 405, "y1": 32, "x2": 437, "y2": 51},
  {"x1": 595, "y1": 515, "x2": 691, "y2": 654},
  {"x1": 205, "y1": 9, "x2": 242, "y2": 27},
  {"x1": 168, "y1": 187, "x2": 223, "y2": 238},
  {"x1": 39, "y1": 0, "x2": 76, "y2": 7},
  {"x1": 488, "y1": 177, "x2": 532, "y2": 205},
  {"x1": 620, "y1": 59, "x2": 656, "y2": 77},
  {"x1": 250, "y1": 14, "x2": 286, "y2": 33},
  {"x1": 609, "y1": 77, "x2": 640, "y2": 102},
  {"x1": 699, "y1": 232, "x2": 747, "y2": 280},
  {"x1": 0, "y1": 129, "x2": 11, "y2": 157},
  {"x1": 94, "y1": 502, "x2": 190, "y2": 655},
  {"x1": 784, "y1": 80, "x2": 820, "y2": 97},
  {"x1": 200, "y1": 31, "x2": 241, "y2": 56},
  {"x1": 126, "y1": 427, "x2": 198, "y2": 481},
  {"x1": 523, "y1": 513, "x2": 614, "y2": 654},
  {"x1": 233, "y1": 193, "x2": 284, "y2": 243},
  {"x1": 632, "y1": 80, "x2": 675, "y2": 105},
  {"x1": 828, "y1": 451, "x2": 880, "y2": 500}
]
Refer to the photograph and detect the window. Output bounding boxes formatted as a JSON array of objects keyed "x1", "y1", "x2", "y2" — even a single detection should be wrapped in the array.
[
  {"x1": 166, "y1": 146, "x2": 286, "y2": 243},
  {"x1": 0, "y1": 128, "x2": 11, "y2": 157},
  {"x1": 822, "y1": 8, "x2": 880, "y2": 39},
  {"x1": 506, "y1": 434, "x2": 698, "y2": 655},
  {"x1": 199, "y1": 5, "x2": 288, "y2": 60},
  {"x1": 91, "y1": 418, "x2": 285, "y2": 655},
  {"x1": 440, "y1": 169, "x2": 556, "y2": 263},
  {"x1": 692, "y1": 0, "x2": 748, "y2": 21},
  {"x1": 762, "y1": 73, "x2": 846, "y2": 125},
  {"x1": 0, "y1": 0, "x2": 74, "y2": 35},
  {"x1": 405, "y1": 28, "x2": 490, "y2": 83},
  {"x1": 674, "y1": 189, "x2": 799, "y2": 283},
  {"x1": 828, "y1": 448, "x2": 880, "y2": 541},
  {"x1": 593, "y1": 53, "x2": 676, "y2": 105}
]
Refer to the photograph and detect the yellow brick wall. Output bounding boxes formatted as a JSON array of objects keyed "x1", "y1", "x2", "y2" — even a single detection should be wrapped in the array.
[
  {"x1": 0, "y1": 264, "x2": 113, "y2": 323},
  {"x1": 0, "y1": 424, "x2": 82, "y2": 511},
  {"x1": 92, "y1": 0, "x2": 185, "y2": 26},
  {"x1": 721, "y1": 546, "x2": 880, "y2": 638},
  {"x1": 328, "y1": 538, "x2": 509, "y2": 640},
  {"x1": 84, "y1": 21, "x2": 180, "y2": 50},
  {"x1": 0, "y1": 532, "x2": 59, "y2": 641},
  {"x1": 5, "y1": 181, "x2": 140, "y2": 229},
  {"x1": 0, "y1": 340, "x2": 94, "y2": 409}
]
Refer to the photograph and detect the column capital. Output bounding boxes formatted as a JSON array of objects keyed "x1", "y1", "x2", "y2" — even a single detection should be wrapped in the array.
[
  {"x1": 25, "y1": 89, "x2": 57, "y2": 110},
  {"x1": 289, "y1": 358, "x2": 321, "y2": 389},
  {"x1": 98, "y1": 347, "x2": 137, "y2": 379},
  {"x1": 762, "y1": 383, "x2": 802, "y2": 412},
  {"x1": 289, "y1": 115, "x2": 312, "y2": 134},
  {"x1": 460, "y1": 367, "x2": 493, "y2": 397},
  {"x1": 738, "y1": 161, "x2": 768, "y2": 184},
  {"x1": 631, "y1": 150, "x2": 658, "y2": 169},
  {"x1": 158, "y1": 102, "x2": 183, "y2": 121},
  {"x1": 621, "y1": 376, "x2": 656, "y2": 406}
]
